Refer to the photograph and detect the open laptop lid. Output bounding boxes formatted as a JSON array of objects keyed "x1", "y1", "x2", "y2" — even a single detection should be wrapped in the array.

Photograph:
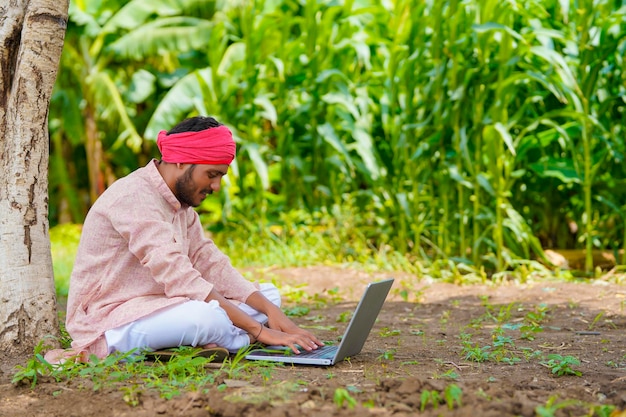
[
  {"x1": 331, "y1": 278, "x2": 394, "y2": 362},
  {"x1": 245, "y1": 278, "x2": 394, "y2": 365}
]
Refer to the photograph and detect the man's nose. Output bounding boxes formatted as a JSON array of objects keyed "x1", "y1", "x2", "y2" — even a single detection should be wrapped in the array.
[{"x1": 210, "y1": 179, "x2": 221, "y2": 192}]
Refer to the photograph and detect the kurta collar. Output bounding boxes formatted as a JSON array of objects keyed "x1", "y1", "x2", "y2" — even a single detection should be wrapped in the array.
[{"x1": 146, "y1": 159, "x2": 182, "y2": 211}]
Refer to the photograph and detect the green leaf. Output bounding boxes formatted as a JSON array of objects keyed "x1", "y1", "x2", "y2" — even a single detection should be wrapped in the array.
[
  {"x1": 494, "y1": 122, "x2": 516, "y2": 156},
  {"x1": 472, "y1": 22, "x2": 525, "y2": 43},
  {"x1": 102, "y1": 0, "x2": 216, "y2": 32},
  {"x1": 448, "y1": 165, "x2": 473, "y2": 189},
  {"x1": 90, "y1": 71, "x2": 143, "y2": 151},
  {"x1": 127, "y1": 69, "x2": 156, "y2": 103},
  {"x1": 244, "y1": 143, "x2": 270, "y2": 190},
  {"x1": 107, "y1": 17, "x2": 213, "y2": 59},
  {"x1": 322, "y1": 92, "x2": 360, "y2": 120},
  {"x1": 476, "y1": 173, "x2": 495, "y2": 197},
  {"x1": 253, "y1": 95, "x2": 278, "y2": 127},
  {"x1": 217, "y1": 43, "x2": 246, "y2": 77},
  {"x1": 350, "y1": 128, "x2": 380, "y2": 180},
  {"x1": 528, "y1": 160, "x2": 581, "y2": 184},
  {"x1": 529, "y1": 46, "x2": 579, "y2": 95},
  {"x1": 317, "y1": 123, "x2": 354, "y2": 169},
  {"x1": 144, "y1": 68, "x2": 212, "y2": 139}
]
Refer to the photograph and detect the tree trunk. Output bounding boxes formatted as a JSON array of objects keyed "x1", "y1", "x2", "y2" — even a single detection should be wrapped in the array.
[{"x1": 0, "y1": 0, "x2": 69, "y2": 355}]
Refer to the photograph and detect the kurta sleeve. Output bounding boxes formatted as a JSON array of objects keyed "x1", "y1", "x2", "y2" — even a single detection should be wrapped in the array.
[{"x1": 186, "y1": 210, "x2": 258, "y2": 302}]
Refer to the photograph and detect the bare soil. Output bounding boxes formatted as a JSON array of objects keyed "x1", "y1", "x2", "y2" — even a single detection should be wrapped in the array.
[{"x1": 2, "y1": 265, "x2": 626, "y2": 416}]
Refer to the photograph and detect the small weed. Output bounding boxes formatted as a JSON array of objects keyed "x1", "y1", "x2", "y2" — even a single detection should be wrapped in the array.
[
  {"x1": 520, "y1": 347, "x2": 543, "y2": 361},
  {"x1": 336, "y1": 311, "x2": 351, "y2": 323},
  {"x1": 478, "y1": 295, "x2": 491, "y2": 308},
  {"x1": 520, "y1": 323, "x2": 543, "y2": 340},
  {"x1": 500, "y1": 357, "x2": 522, "y2": 365},
  {"x1": 363, "y1": 398, "x2": 376, "y2": 408},
  {"x1": 278, "y1": 284, "x2": 341, "y2": 308},
  {"x1": 12, "y1": 341, "x2": 55, "y2": 388},
  {"x1": 477, "y1": 387, "x2": 492, "y2": 399},
  {"x1": 333, "y1": 387, "x2": 357, "y2": 409},
  {"x1": 439, "y1": 310, "x2": 451, "y2": 325},
  {"x1": 304, "y1": 314, "x2": 325, "y2": 323},
  {"x1": 535, "y1": 396, "x2": 616, "y2": 417},
  {"x1": 13, "y1": 343, "x2": 282, "y2": 401},
  {"x1": 283, "y1": 305, "x2": 310, "y2": 317},
  {"x1": 494, "y1": 303, "x2": 515, "y2": 323},
  {"x1": 462, "y1": 344, "x2": 491, "y2": 363},
  {"x1": 535, "y1": 396, "x2": 579, "y2": 417},
  {"x1": 377, "y1": 349, "x2": 396, "y2": 361},
  {"x1": 520, "y1": 303, "x2": 548, "y2": 340},
  {"x1": 529, "y1": 303, "x2": 549, "y2": 322},
  {"x1": 120, "y1": 384, "x2": 142, "y2": 407},
  {"x1": 589, "y1": 311, "x2": 604, "y2": 330},
  {"x1": 326, "y1": 287, "x2": 341, "y2": 300},
  {"x1": 541, "y1": 354, "x2": 582, "y2": 377},
  {"x1": 395, "y1": 285, "x2": 426, "y2": 303},
  {"x1": 444, "y1": 384, "x2": 463, "y2": 410},
  {"x1": 433, "y1": 369, "x2": 460, "y2": 380},
  {"x1": 279, "y1": 285, "x2": 309, "y2": 305},
  {"x1": 302, "y1": 324, "x2": 338, "y2": 331},
  {"x1": 469, "y1": 317, "x2": 485, "y2": 329},
  {"x1": 379, "y1": 327, "x2": 401, "y2": 337},
  {"x1": 490, "y1": 333, "x2": 520, "y2": 364},
  {"x1": 459, "y1": 332, "x2": 473, "y2": 343},
  {"x1": 591, "y1": 405, "x2": 618, "y2": 417},
  {"x1": 420, "y1": 389, "x2": 441, "y2": 411},
  {"x1": 492, "y1": 334, "x2": 514, "y2": 348},
  {"x1": 220, "y1": 347, "x2": 255, "y2": 379},
  {"x1": 420, "y1": 384, "x2": 462, "y2": 411}
]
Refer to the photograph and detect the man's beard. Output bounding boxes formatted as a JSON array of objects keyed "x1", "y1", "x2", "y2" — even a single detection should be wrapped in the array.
[{"x1": 174, "y1": 165, "x2": 211, "y2": 207}]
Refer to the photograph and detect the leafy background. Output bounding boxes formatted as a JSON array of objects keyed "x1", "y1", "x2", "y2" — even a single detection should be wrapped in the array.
[{"x1": 48, "y1": 0, "x2": 626, "y2": 277}]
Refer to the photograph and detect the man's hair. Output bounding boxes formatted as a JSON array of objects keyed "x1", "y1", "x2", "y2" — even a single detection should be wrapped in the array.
[{"x1": 167, "y1": 116, "x2": 223, "y2": 134}]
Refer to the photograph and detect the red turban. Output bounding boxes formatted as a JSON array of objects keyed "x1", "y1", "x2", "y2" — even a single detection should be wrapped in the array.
[{"x1": 156, "y1": 125, "x2": 236, "y2": 165}]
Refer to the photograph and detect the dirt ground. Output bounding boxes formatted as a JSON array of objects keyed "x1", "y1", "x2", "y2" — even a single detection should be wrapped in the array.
[{"x1": 2, "y1": 265, "x2": 626, "y2": 416}]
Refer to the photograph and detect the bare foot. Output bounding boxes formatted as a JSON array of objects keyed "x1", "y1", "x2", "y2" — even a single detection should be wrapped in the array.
[
  {"x1": 201, "y1": 343, "x2": 218, "y2": 349},
  {"x1": 44, "y1": 348, "x2": 87, "y2": 365}
]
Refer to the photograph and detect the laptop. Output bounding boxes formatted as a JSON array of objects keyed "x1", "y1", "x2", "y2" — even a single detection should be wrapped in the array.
[{"x1": 245, "y1": 278, "x2": 394, "y2": 366}]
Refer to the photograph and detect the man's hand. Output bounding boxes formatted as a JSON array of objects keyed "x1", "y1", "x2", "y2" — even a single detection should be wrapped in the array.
[
  {"x1": 246, "y1": 291, "x2": 324, "y2": 353},
  {"x1": 252, "y1": 325, "x2": 321, "y2": 354}
]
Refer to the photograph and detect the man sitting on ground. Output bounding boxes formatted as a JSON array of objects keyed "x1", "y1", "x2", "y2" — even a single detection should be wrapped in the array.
[{"x1": 47, "y1": 116, "x2": 322, "y2": 363}]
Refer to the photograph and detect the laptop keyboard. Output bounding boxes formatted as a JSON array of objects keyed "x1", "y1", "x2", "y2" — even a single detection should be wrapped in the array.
[{"x1": 296, "y1": 346, "x2": 337, "y2": 359}]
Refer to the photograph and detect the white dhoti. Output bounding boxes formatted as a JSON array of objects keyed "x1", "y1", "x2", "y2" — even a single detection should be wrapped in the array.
[{"x1": 104, "y1": 283, "x2": 280, "y2": 353}]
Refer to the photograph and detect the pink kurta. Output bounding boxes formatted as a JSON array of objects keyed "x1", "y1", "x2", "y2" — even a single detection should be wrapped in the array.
[{"x1": 65, "y1": 160, "x2": 258, "y2": 358}]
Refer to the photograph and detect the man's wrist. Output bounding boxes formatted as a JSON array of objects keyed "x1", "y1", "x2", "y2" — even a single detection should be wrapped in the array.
[{"x1": 250, "y1": 324, "x2": 264, "y2": 343}]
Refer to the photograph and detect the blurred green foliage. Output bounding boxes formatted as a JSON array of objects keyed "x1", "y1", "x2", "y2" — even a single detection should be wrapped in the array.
[
  {"x1": 50, "y1": 224, "x2": 82, "y2": 295},
  {"x1": 49, "y1": 0, "x2": 626, "y2": 273}
]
